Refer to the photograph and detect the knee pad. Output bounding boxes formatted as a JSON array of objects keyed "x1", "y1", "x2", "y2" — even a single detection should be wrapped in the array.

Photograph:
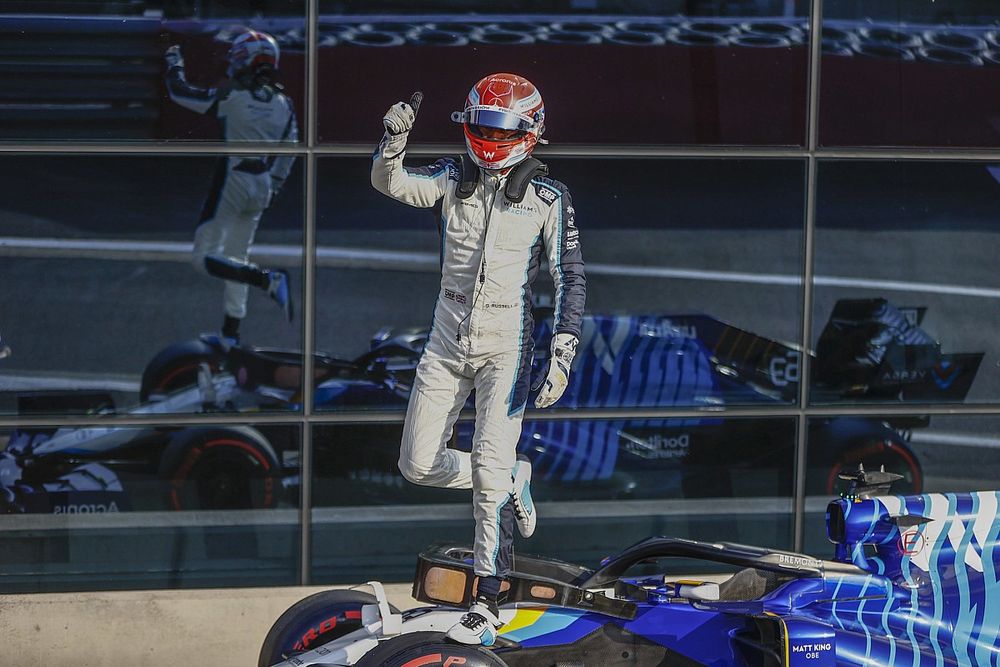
[{"x1": 398, "y1": 456, "x2": 431, "y2": 485}]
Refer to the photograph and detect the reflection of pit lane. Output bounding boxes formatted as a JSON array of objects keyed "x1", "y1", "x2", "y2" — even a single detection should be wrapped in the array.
[
  {"x1": 0, "y1": 372, "x2": 138, "y2": 393},
  {"x1": 6, "y1": 237, "x2": 1000, "y2": 299},
  {"x1": 910, "y1": 431, "x2": 1000, "y2": 451},
  {"x1": 0, "y1": 497, "x2": 795, "y2": 530},
  {"x1": 904, "y1": 428, "x2": 1000, "y2": 492},
  {"x1": 5, "y1": 231, "x2": 1000, "y2": 401}
]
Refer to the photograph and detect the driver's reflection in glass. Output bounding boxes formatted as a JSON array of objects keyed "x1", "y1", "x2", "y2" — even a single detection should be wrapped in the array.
[{"x1": 164, "y1": 30, "x2": 298, "y2": 343}]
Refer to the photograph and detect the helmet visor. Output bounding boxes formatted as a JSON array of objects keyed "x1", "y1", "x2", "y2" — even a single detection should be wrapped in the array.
[
  {"x1": 468, "y1": 125, "x2": 526, "y2": 141},
  {"x1": 459, "y1": 106, "x2": 535, "y2": 132}
]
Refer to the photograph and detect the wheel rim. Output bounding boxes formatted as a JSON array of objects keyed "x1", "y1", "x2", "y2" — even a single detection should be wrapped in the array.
[
  {"x1": 825, "y1": 440, "x2": 922, "y2": 496},
  {"x1": 147, "y1": 360, "x2": 218, "y2": 399},
  {"x1": 169, "y1": 438, "x2": 275, "y2": 510}
]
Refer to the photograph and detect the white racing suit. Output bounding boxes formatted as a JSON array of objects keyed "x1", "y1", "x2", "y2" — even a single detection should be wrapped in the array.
[
  {"x1": 371, "y1": 132, "x2": 586, "y2": 579},
  {"x1": 166, "y1": 68, "x2": 298, "y2": 319}
]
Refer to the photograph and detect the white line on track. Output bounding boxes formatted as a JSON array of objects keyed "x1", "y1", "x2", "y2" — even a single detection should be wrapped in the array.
[
  {"x1": 0, "y1": 497, "x2": 797, "y2": 530},
  {"x1": 909, "y1": 431, "x2": 1000, "y2": 451},
  {"x1": 0, "y1": 496, "x2": 917, "y2": 528},
  {"x1": 0, "y1": 373, "x2": 140, "y2": 393},
  {"x1": 4, "y1": 237, "x2": 1000, "y2": 299}
]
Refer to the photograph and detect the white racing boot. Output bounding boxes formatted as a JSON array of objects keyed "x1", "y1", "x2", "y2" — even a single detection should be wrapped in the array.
[
  {"x1": 511, "y1": 458, "x2": 536, "y2": 538},
  {"x1": 446, "y1": 601, "x2": 502, "y2": 646}
]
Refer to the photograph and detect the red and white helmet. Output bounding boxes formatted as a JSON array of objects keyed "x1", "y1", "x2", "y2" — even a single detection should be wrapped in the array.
[
  {"x1": 228, "y1": 30, "x2": 280, "y2": 75},
  {"x1": 452, "y1": 73, "x2": 545, "y2": 171}
]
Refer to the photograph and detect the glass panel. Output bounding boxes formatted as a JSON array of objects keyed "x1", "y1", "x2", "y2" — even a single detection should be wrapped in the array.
[
  {"x1": 317, "y1": 156, "x2": 805, "y2": 411},
  {"x1": 811, "y1": 160, "x2": 996, "y2": 405},
  {"x1": 317, "y1": 3, "x2": 810, "y2": 145},
  {"x1": 820, "y1": 2, "x2": 1000, "y2": 147},
  {"x1": 803, "y1": 413, "x2": 1000, "y2": 558},
  {"x1": 310, "y1": 417, "x2": 794, "y2": 583},
  {"x1": 0, "y1": 422, "x2": 300, "y2": 592},
  {"x1": 0, "y1": 154, "x2": 305, "y2": 415},
  {"x1": 0, "y1": 8, "x2": 306, "y2": 142}
]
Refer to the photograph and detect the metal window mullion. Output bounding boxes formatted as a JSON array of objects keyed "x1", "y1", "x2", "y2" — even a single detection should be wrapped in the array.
[
  {"x1": 0, "y1": 144, "x2": 307, "y2": 155},
  {"x1": 794, "y1": 156, "x2": 818, "y2": 552},
  {"x1": 7, "y1": 401, "x2": 1000, "y2": 430},
  {"x1": 309, "y1": 403, "x2": 1000, "y2": 422},
  {"x1": 794, "y1": 0, "x2": 825, "y2": 552},
  {"x1": 298, "y1": 154, "x2": 316, "y2": 584},
  {"x1": 2, "y1": 145, "x2": 999, "y2": 160},
  {"x1": 304, "y1": 143, "x2": 1000, "y2": 161},
  {"x1": 298, "y1": 0, "x2": 320, "y2": 587}
]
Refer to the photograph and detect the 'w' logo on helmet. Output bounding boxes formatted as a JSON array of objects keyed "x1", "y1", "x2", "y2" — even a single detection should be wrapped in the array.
[{"x1": 482, "y1": 80, "x2": 514, "y2": 108}]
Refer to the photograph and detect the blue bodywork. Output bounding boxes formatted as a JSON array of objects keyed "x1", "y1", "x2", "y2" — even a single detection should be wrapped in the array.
[
  {"x1": 462, "y1": 490, "x2": 1000, "y2": 665},
  {"x1": 819, "y1": 491, "x2": 1000, "y2": 665},
  {"x1": 386, "y1": 482, "x2": 1000, "y2": 665},
  {"x1": 265, "y1": 483, "x2": 1000, "y2": 666}
]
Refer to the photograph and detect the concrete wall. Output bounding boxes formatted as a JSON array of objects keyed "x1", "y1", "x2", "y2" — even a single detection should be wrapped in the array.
[{"x1": 0, "y1": 584, "x2": 417, "y2": 667}]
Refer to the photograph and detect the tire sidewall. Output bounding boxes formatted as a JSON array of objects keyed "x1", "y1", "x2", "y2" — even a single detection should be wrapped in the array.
[
  {"x1": 822, "y1": 439, "x2": 922, "y2": 496},
  {"x1": 140, "y1": 340, "x2": 221, "y2": 401},
  {"x1": 258, "y1": 590, "x2": 381, "y2": 667},
  {"x1": 807, "y1": 418, "x2": 922, "y2": 495},
  {"x1": 356, "y1": 631, "x2": 507, "y2": 667},
  {"x1": 158, "y1": 426, "x2": 281, "y2": 510}
]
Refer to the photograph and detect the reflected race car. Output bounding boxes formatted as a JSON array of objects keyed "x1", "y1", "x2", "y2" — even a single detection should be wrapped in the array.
[
  {"x1": 142, "y1": 298, "x2": 980, "y2": 500},
  {"x1": 1, "y1": 369, "x2": 284, "y2": 513},
  {"x1": 0, "y1": 299, "x2": 981, "y2": 512},
  {"x1": 0, "y1": 405, "x2": 282, "y2": 514},
  {"x1": 258, "y1": 468, "x2": 1000, "y2": 666},
  {"x1": 142, "y1": 297, "x2": 982, "y2": 410}
]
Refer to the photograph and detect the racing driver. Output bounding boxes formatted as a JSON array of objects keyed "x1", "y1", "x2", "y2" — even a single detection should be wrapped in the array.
[
  {"x1": 164, "y1": 30, "x2": 298, "y2": 342},
  {"x1": 371, "y1": 73, "x2": 586, "y2": 645}
]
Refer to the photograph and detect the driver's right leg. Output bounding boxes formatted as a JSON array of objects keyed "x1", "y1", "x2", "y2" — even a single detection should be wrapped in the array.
[{"x1": 398, "y1": 343, "x2": 474, "y2": 490}]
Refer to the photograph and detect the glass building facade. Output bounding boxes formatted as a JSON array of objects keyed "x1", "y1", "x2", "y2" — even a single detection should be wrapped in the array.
[{"x1": 1, "y1": 0, "x2": 999, "y2": 592}]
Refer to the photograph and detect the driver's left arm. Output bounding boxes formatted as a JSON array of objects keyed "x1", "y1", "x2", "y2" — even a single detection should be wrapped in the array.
[{"x1": 542, "y1": 181, "x2": 586, "y2": 338}]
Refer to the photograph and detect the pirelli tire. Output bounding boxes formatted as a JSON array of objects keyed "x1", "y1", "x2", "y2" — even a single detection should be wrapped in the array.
[
  {"x1": 258, "y1": 590, "x2": 398, "y2": 667},
  {"x1": 158, "y1": 426, "x2": 281, "y2": 511},
  {"x1": 355, "y1": 632, "x2": 508, "y2": 667},
  {"x1": 140, "y1": 339, "x2": 221, "y2": 402},
  {"x1": 819, "y1": 438, "x2": 922, "y2": 497},
  {"x1": 806, "y1": 417, "x2": 922, "y2": 496}
]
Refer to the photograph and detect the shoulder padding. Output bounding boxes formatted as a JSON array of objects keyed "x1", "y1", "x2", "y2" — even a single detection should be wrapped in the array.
[
  {"x1": 456, "y1": 153, "x2": 478, "y2": 199},
  {"x1": 505, "y1": 157, "x2": 548, "y2": 203},
  {"x1": 455, "y1": 155, "x2": 550, "y2": 203}
]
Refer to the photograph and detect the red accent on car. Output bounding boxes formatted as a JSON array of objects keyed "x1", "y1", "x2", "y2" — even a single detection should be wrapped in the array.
[
  {"x1": 169, "y1": 438, "x2": 274, "y2": 510},
  {"x1": 401, "y1": 655, "x2": 444, "y2": 667}
]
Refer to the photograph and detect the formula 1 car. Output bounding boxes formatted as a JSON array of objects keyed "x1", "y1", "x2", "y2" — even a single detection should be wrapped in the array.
[
  {"x1": 259, "y1": 467, "x2": 1000, "y2": 666},
  {"x1": 0, "y1": 299, "x2": 979, "y2": 513},
  {"x1": 0, "y1": 373, "x2": 284, "y2": 514},
  {"x1": 140, "y1": 298, "x2": 981, "y2": 501},
  {"x1": 142, "y1": 297, "x2": 982, "y2": 409}
]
